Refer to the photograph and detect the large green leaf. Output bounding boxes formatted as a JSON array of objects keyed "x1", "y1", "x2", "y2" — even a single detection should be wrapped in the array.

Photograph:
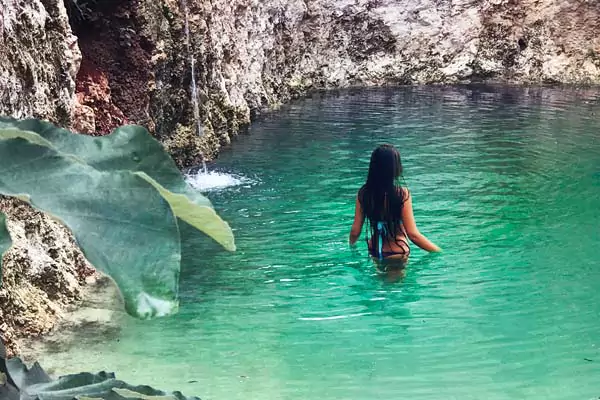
[
  {"x1": 135, "y1": 173, "x2": 235, "y2": 251},
  {"x1": 24, "y1": 371, "x2": 197, "y2": 400},
  {"x1": 0, "y1": 212, "x2": 10, "y2": 284},
  {"x1": 0, "y1": 138, "x2": 180, "y2": 318},
  {"x1": 0, "y1": 118, "x2": 208, "y2": 205},
  {"x1": 0, "y1": 118, "x2": 234, "y2": 251},
  {"x1": 2, "y1": 351, "x2": 200, "y2": 400}
]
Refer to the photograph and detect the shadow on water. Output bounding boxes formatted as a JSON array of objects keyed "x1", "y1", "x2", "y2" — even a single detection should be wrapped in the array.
[
  {"x1": 372, "y1": 252, "x2": 440, "y2": 284},
  {"x1": 344, "y1": 251, "x2": 442, "y2": 318}
]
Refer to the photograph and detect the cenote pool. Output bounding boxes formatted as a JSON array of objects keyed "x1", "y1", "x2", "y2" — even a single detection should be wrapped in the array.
[{"x1": 34, "y1": 87, "x2": 600, "y2": 399}]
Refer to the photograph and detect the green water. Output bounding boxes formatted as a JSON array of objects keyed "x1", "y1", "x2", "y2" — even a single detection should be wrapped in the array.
[{"x1": 36, "y1": 87, "x2": 600, "y2": 399}]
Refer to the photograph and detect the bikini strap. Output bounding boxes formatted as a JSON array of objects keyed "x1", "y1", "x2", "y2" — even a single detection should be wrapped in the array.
[{"x1": 376, "y1": 221, "x2": 386, "y2": 261}]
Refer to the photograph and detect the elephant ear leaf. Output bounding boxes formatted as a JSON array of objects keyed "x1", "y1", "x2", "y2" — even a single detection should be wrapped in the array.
[
  {"x1": 135, "y1": 172, "x2": 235, "y2": 251},
  {"x1": 24, "y1": 372, "x2": 201, "y2": 400},
  {"x1": 0, "y1": 118, "x2": 231, "y2": 245},
  {"x1": 5, "y1": 357, "x2": 51, "y2": 391},
  {"x1": 0, "y1": 212, "x2": 10, "y2": 286},
  {"x1": 0, "y1": 355, "x2": 200, "y2": 400},
  {"x1": 0, "y1": 138, "x2": 181, "y2": 319},
  {"x1": 0, "y1": 126, "x2": 54, "y2": 149},
  {"x1": 0, "y1": 118, "x2": 211, "y2": 206},
  {"x1": 0, "y1": 118, "x2": 237, "y2": 319}
]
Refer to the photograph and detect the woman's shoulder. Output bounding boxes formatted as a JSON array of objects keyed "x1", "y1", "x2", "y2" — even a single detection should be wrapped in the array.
[
  {"x1": 357, "y1": 184, "x2": 367, "y2": 197},
  {"x1": 396, "y1": 185, "x2": 410, "y2": 199}
]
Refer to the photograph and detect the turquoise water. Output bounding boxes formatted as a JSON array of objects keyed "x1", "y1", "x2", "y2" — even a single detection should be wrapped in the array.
[{"x1": 36, "y1": 87, "x2": 600, "y2": 399}]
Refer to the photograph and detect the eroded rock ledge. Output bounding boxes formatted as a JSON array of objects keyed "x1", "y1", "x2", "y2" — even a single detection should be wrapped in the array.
[{"x1": 0, "y1": 196, "x2": 95, "y2": 357}]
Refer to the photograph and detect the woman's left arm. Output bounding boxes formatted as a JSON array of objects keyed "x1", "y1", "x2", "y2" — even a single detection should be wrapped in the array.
[{"x1": 349, "y1": 196, "x2": 365, "y2": 245}]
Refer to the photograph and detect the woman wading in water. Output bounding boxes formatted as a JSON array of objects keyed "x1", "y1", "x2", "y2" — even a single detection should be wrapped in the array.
[{"x1": 349, "y1": 144, "x2": 441, "y2": 265}]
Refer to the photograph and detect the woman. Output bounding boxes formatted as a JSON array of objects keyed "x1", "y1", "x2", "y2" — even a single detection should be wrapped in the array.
[{"x1": 349, "y1": 144, "x2": 441, "y2": 262}]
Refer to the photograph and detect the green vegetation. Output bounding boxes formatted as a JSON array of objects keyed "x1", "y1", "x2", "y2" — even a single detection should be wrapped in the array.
[
  {"x1": 0, "y1": 339, "x2": 199, "y2": 399},
  {"x1": 0, "y1": 117, "x2": 235, "y2": 319}
]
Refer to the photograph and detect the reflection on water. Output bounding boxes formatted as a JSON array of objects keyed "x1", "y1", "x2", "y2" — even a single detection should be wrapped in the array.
[{"x1": 31, "y1": 86, "x2": 600, "y2": 400}]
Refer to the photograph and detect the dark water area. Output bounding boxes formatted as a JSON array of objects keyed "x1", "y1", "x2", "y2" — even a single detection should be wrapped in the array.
[{"x1": 35, "y1": 86, "x2": 600, "y2": 400}]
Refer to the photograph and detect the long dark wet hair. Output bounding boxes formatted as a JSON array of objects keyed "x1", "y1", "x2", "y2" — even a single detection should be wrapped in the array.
[{"x1": 358, "y1": 144, "x2": 408, "y2": 247}]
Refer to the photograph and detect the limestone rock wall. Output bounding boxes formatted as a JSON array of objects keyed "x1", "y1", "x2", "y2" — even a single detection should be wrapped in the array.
[
  {"x1": 177, "y1": 0, "x2": 599, "y2": 164},
  {"x1": 64, "y1": 0, "x2": 600, "y2": 166},
  {"x1": 2, "y1": 0, "x2": 598, "y2": 165},
  {"x1": 0, "y1": 0, "x2": 80, "y2": 125}
]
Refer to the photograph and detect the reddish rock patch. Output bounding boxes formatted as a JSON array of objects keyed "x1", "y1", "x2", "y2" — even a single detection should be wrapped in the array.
[
  {"x1": 74, "y1": 58, "x2": 128, "y2": 134},
  {"x1": 71, "y1": 0, "x2": 153, "y2": 134}
]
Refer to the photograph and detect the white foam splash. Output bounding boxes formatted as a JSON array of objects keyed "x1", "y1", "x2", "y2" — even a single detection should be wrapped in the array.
[{"x1": 185, "y1": 170, "x2": 254, "y2": 192}]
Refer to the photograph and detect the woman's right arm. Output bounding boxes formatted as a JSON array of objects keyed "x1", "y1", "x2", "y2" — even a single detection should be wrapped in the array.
[
  {"x1": 401, "y1": 188, "x2": 441, "y2": 253},
  {"x1": 349, "y1": 195, "x2": 365, "y2": 245}
]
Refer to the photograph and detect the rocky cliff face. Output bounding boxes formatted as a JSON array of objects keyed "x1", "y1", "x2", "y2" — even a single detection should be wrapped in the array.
[
  {"x1": 0, "y1": 0, "x2": 80, "y2": 126},
  {"x1": 2, "y1": 0, "x2": 599, "y2": 165},
  {"x1": 73, "y1": 0, "x2": 600, "y2": 166}
]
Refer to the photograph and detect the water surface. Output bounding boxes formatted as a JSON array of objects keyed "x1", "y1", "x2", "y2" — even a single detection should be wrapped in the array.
[{"x1": 35, "y1": 87, "x2": 600, "y2": 400}]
